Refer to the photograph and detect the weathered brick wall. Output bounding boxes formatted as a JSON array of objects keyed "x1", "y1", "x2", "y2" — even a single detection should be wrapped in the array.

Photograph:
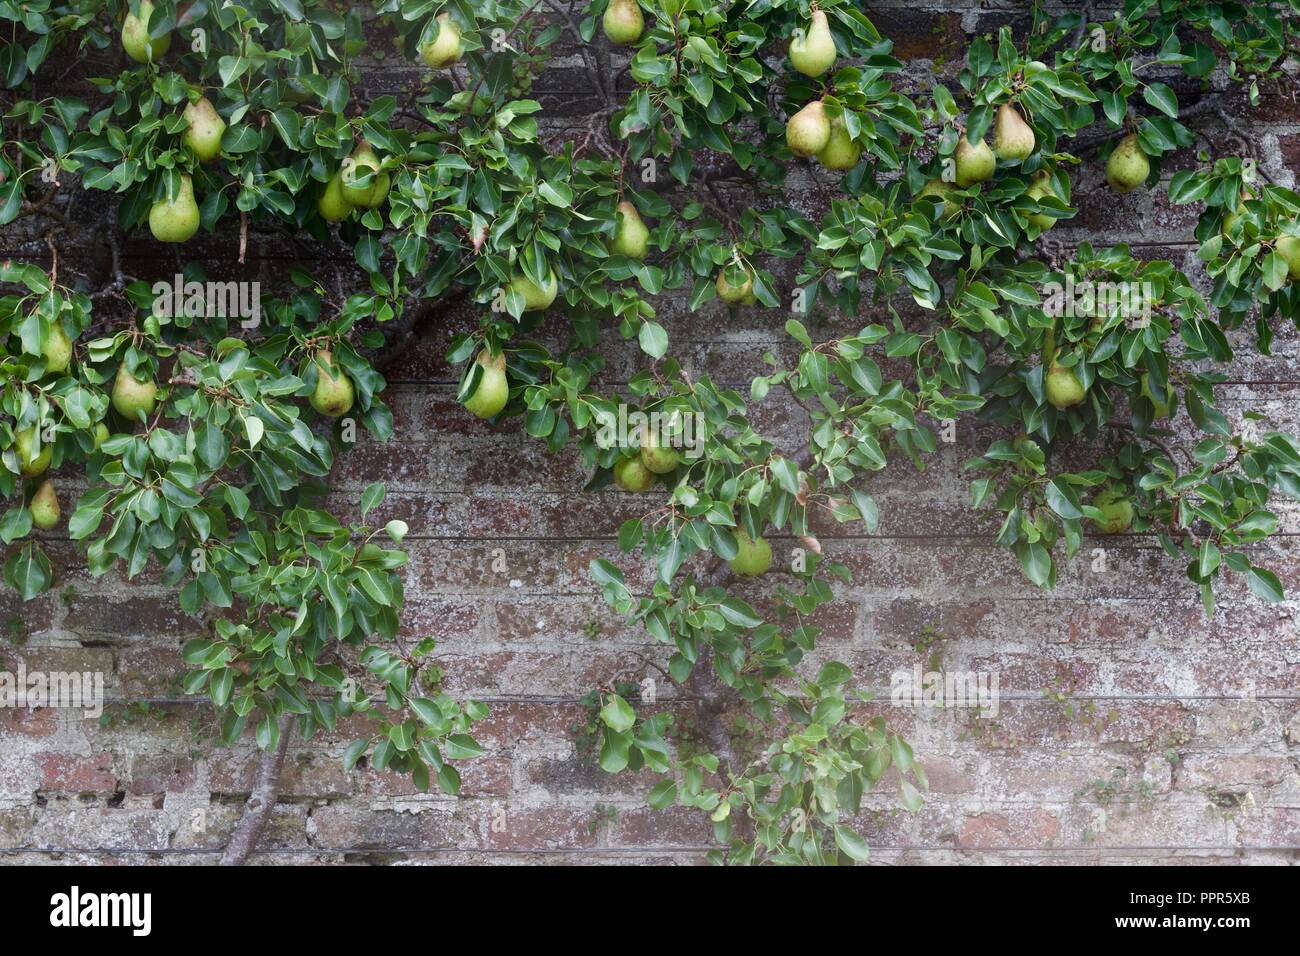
[{"x1": 2, "y1": 2, "x2": 1299, "y2": 863}]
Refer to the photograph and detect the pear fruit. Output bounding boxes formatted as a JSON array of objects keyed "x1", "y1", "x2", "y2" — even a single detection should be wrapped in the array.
[
  {"x1": 122, "y1": 0, "x2": 170, "y2": 63},
  {"x1": 993, "y1": 103, "x2": 1035, "y2": 162},
  {"x1": 464, "y1": 351, "x2": 509, "y2": 419},
  {"x1": 613, "y1": 455, "x2": 654, "y2": 492},
  {"x1": 789, "y1": 9, "x2": 836, "y2": 78},
  {"x1": 317, "y1": 170, "x2": 354, "y2": 222},
  {"x1": 29, "y1": 479, "x2": 60, "y2": 530},
  {"x1": 918, "y1": 178, "x2": 960, "y2": 220},
  {"x1": 112, "y1": 367, "x2": 158, "y2": 420},
  {"x1": 602, "y1": 0, "x2": 644, "y2": 46},
  {"x1": 816, "y1": 118, "x2": 861, "y2": 171},
  {"x1": 716, "y1": 266, "x2": 754, "y2": 304},
  {"x1": 640, "y1": 432, "x2": 680, "y2": 474},
  {"x1": 729, "y1": 529, "x2": 772, "y2": 576},
  {"x1": 1025, "y1": 170, "x2": 1061, "y2": 230},
  {"x1": 1275, "y1": 235, "x2": 1300, "y2": 281},
  {"x1": 341, "y1": 143, "x2": 391, "y2": 209},
  {"x1": 1138, "y1": 372, "x2": 1171, "y2": 419},
  {"x1": 612, "y1": 201, "x2": 650, "y2": 259},
  {"x1": 954, "y1": 134, "x2": 995, "y2": 187},
  {"x1": 42, "y1": 323, "x2": 72, "y2": 373},
  {"x1": 1045, "y1": 363, "x2": 1085, "y2": 409},
  {"x1": 310, "y1": 350, "x2": 356, "y2": 417},
  {"x1": 183, "y1": 97, "x2": 225, "y2": 163},
  {"x1": 1106, "y1": 134, "x2": 1150, "y2": 193},
  {"x1": 508, "y1": 270, "x2": 559, "y2": 311},
  {"x1": 13, "y1": 427, "x2": 51, "y2": 478},
  {"x1": 786, "y1": 99, "x2": 831, "y2": 158},
  {"x1": 420, "y1": 14, "x2": 463, "y2": 69},
  {"x1": 1091, "y1": 488, "x2": 1133, "y2": 534},
  {"x1": 149, "y1": 174, "x2": 200, "y2": 243}
]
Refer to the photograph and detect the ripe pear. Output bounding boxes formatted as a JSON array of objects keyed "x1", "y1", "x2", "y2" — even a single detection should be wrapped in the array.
[
  {"x1": 42, "y1": 323, "x2": 72, "y2": 373},
  {"x1": 1091, "y1": 488, "x2": 1133, "y2": 534},
  {"x1": 612, "y1": 201, "x2": 650, "y2": 259},
  {"x1": 716, "y1": 266, "x2": 754, "y2": 304},
  {"x1": 310, "y1": 350, "x2": 355, "y2": 417},
  {"x1": 112, "y1": 367, "x2": 158, "y2": 420},
  {"x1": 993, "y1": 103, "x2": 1035, "y2": 162},
  {"x1": 729, "y1": 529, "x2": 772, "y2": 576},
  {"x1": 1106, "y1": 134, "x2": 1150, "y2": 193},
  {"x1": 420, "y1": 14, "x2": 463, "y2": 69},
  {"x1": 786, "y1": 100, "x2": 831, "y2": 158},
  {"x1": 183, "y1": 97, "x2": 225, "y2": 163},
  {"x1": 29, "y1": 479, "x2": 60, "y2": 530},
  {"x1": 1275, "y1": 235, "x2": 1300, "y2": 281},
  {"x1": 508, "y1": 270, "x2": 559, "y2": 311},
  {"x1": 149, "y1": 174, "x2": 200, "y2": 243},
  {"x1": 1045, "y1": 363, "x2": 1085, "y2": 409},
  {"x1": 464, "y1": 351, "x2": 509, "y2": 419},
  {"x1": 1025, "y1": 170, "x2": 1060, "y2": 230},
  {"x1": 614, "y1": 455, "x2": 654, "y2": 492},
  {"x1": 602, "y1": 0, "x2": 644, "y2": 46},
  {"x1": 1139, "y1": 372, "x2": 1171, "y2": 419},
  {"x1": 122, "y1": 0, "x2": 170, "y2": 63},
  {"x1": 13, "y1": 427, "x2": 51, "y2": 478},
  {"x1": 640, "y1": 432, "x2": 680, "y2": 474},
  {"x1": 789, "y1": 9, "x2": 836, "y2": 78},
  {"x1": 954, "y1": 134, "x2": 995, "y2": 187},
  {"x1": 816, "y1": 118, "x2": 861, "y2": 171},
  {"x1": 341, "y1": 143, "x2": 390, "y2": 209},
  {"x1": 918, "y1": 179, "x2": 960, "y2": 220},
  {"x1": 317, "y1": 170, "x2": 354, "y2": 222}
]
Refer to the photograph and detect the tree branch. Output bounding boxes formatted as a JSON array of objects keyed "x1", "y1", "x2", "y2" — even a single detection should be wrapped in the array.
[{"x1": 220, "y1": 712, "x2": 294, "y2": 866}]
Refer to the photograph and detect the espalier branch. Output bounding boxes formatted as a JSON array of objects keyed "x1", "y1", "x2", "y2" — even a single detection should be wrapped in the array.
[{"x1": 0, "y1": 0, "x2": 1296, "y2": 865}]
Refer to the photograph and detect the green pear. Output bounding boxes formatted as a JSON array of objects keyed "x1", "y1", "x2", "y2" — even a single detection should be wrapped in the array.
[
  {"x1": 420, "y1": 14, "x2": 463, "y2": 68},
  {"x1": 122, "y1": 0, "x2": 170, "y2": 63},
  {"x1": 640, "y1": 432, "x2": 680, "y2": 474},
  {"x1": 183, "y1": 97, "x2": 225, "y2": 163},
  {"x1": 29, "y1": 479, "x2": 60, "y2": 530},
  {"x1": 716, "y1": 266, "x2": 754, "y2": 304},
  {"x1": 602, "y1": 0, "x2": 644, "y2": 45},
  {"x1": 1045, "y1": 363, "x2": 1085, "y2": 409},
  {"x1": 789, "y1": 9, "x2": 836, "y2": 78},
  {"x1": 816, "y1": 118, "x2": 861, "y2": 171},
  {"x1": 13, "y1": 427, "x2": 51, "y2": 478},
  {"x1": 508, "y1": 270, "x2": 559, "y2": 311},
  {"x1": 464, "y1": 351, "x2": 509, "y2": 419},
  {"x1": 42, "y1": 323, "x2": 72, "y2": 373},
  {"x1": 954, "y1": 134, "x2": 995, "y2": 187},
  {"x1": 917, "y1": 178, "x2": 960, "y2": 220},
  {"x1": 993, "y1": 103, "x2": 1035, "y2": 162},
  {"x1": 1025, "y1": 170, "x2": 1061, "y2": 229},
  {"x1": 149, "y1": 174, "x2": 199, "y2": 243},
  {"x1": 1091, "y1": 488, "x2": 1133, "y2": 534},
  {"x1": 612, "y1": 200, "x2": 650, "y2": 259},
  {"x1": 1275, "y1": 235, "x2": 1300, "y2": 281},
  {"x1": 317, "y1": 170, "x2": 354, "y2": 222},
  {"x1": 786, "y1": 99, "x2": 831, "y2": 158},
  {"x1": 1106, "y1": 134, "x2": 1150, "y2": 193},
  {"x1": 341, "y1": 142, "x2": 391, "y2": 209},
  {"x1": 310, "y1": 350, "x2": 355, "y2": 416},
  {"x1": 1139, "y1": 372, "x2": 1171, "y2": 419},
  {"x1": 1222, "y1": 190, "x2": 1250, "y2": 235},
  {"x1": 112, "y1": 366, "x2": 158, "y2": 420},
  {"x1": 729, "y1": 529, "x2": 772, "y2": 576},
  {"x1": 613, "y1": 455, "x2": 654, "y2": 492}
]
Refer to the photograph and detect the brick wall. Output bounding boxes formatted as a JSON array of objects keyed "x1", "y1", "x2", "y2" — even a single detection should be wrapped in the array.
[{"x1": 2, "y1": 2, "x2": 1298, "y2": 864}]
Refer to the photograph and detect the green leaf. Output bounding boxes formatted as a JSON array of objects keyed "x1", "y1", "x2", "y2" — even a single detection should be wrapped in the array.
[
  {"x1": 833, "y1": 824, "x2": 871, "y2": 862},
  {"x1": 599, "y1": 693, "x2": 636, "y2": 733}
]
